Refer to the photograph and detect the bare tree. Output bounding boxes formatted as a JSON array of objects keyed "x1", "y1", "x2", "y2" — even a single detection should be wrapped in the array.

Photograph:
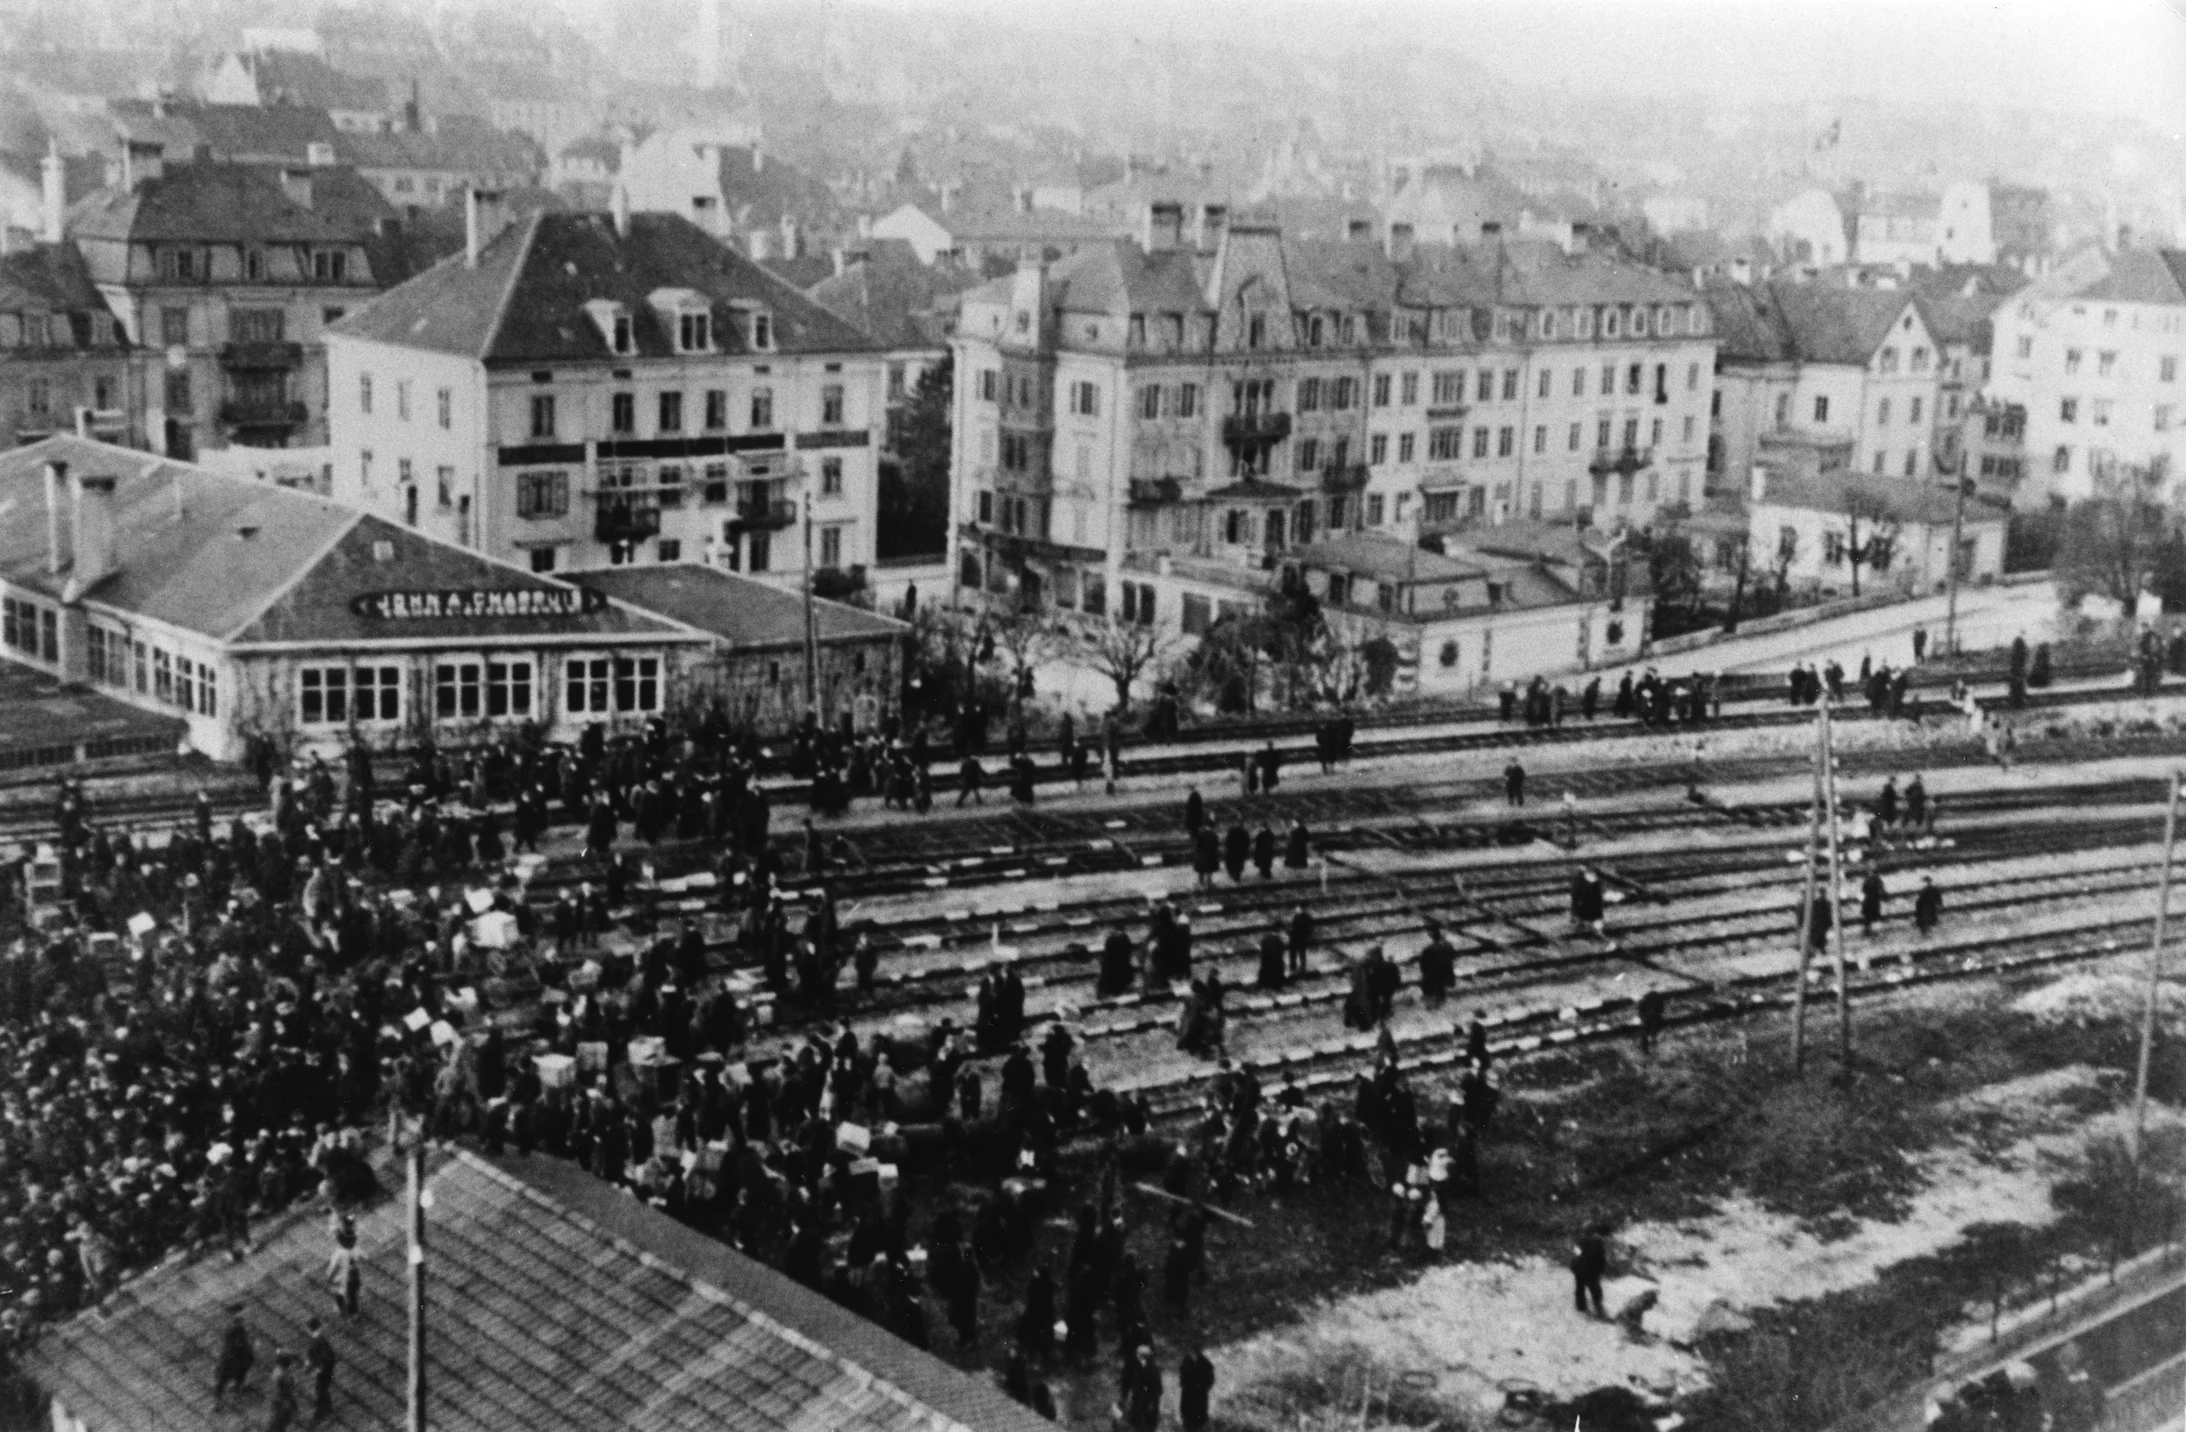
[
  {"x1": 2056, "y1": 457, "x2": 2180, "y2": 610},
  {"x1": 989, "y1": 599, "x2": 1058, "y2": 697},
  {"x1": 1079, "y1": 617, "x2": 1171, "y2": 713},
  {"x1": 1770, "y1": 526, "x2": 1800, "y2": 608},
  {"x1": 1842, "y1": 493, "x2": 1901, "y2": 598}
]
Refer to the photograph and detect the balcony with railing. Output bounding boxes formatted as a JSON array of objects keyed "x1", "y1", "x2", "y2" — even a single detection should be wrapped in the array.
[
  {"x1": 219, "y1": 398, "x2": 308, "y2": 429},
  {"x1": 732, "y1": 497, "x2": 798, "y2": 530},
  {"x1": 219, "y1": 341, "x2": 304, "y2": 370},
  {"x1": 1589, "y1": 444, "x2": 1653, "y2": 476},
  {"x1": 1220, "y1": 410, "x2": 1292, "y2": 452},
  {"x1": 1320, "y1": 462, "x2": 1370, "y2": 493},
  {"x1": 593, "y1": 491, "x2": 661, "y2": 544}
]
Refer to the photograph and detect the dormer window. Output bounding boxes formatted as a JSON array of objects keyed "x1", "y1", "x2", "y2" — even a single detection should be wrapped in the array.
[
  {"x1": 585, "y1": 300, "x2": 635, "y2": 355},
  {"x1": 729, "y1": 299, "x2": 773, "y2": 352},
  {"x1": 650, "y1": 288, "x2": 714, "y2": 353}
]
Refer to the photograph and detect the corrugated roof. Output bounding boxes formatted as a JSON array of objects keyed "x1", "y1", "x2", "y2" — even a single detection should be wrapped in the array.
[
  {"x1": 25, "y1": 1148, "x2": 1053, "y2": 1432},
  {"x1": 68, "y1": 162, "x2": 359, "y2": 246},
  {"x1": 565, "y1": 563, "x2": 906, "y2": 650},
  {"x1": 334, "y1": 210, "x2": 879, "y2": 363}
]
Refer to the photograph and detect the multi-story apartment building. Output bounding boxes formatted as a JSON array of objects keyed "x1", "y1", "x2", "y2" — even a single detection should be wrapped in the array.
[
  {"x1": 69, "y1": 151, "x2": 378, "y2": 455},
  {"x1": 0, "y1": 155, "x2": 138, "y2": 447},
  {"x1": 326, "y1": 202, "x2": 886, "y2": 583},
  {"x1": 1705, "y1": 280, "x2": 1946, "y2": 495},
  {"x1": 948, "y1": 210, "x2": 1713, "y2": 636},
  {"x1": 1984, "y1": 246, "x2": 2186, "y2": 503}
]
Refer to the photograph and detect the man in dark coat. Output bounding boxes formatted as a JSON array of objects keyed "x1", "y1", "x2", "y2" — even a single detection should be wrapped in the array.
[
  {"x1": 305, "y1": 1318, "x2": 336, "y2": 1420},
  {"x1": 214, "y1": 1305, "x2": 254, "y2": 1403},
  {"x1": 1418, "y1": 924, "x2": 1456, "y2": 1006},
  {"x1": 1860, "y1": 868, "x2": 1887, "y2": 934},
  {"x1": 1287, "y1": 904, "x2": 1314, "y2": 975},
  {"x1": 1098, "y1": 926, "x2": 1138, "y2": 997},
  {"x1": 1223, "y1": 821, "x2": 1249, "y2": 883},
  {"x1": 1571, "y1": 1224, "x2": 1608, "y2": 1316},
  {"x1": 1178, "y1": 1345, "x2": 1215, "y2": 1431},
  {"x1": 1257, "y1": 930, "x2": 1288, "y2": 990},
  {"x1": 1504, "y1": 759, "x2": 1526, "y2": 807},
  {"x1": 1915, "y1": 876, "x2": 1943, "y2": 933}
]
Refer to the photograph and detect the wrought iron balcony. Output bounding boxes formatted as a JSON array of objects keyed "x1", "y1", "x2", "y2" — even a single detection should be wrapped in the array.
[
  {"x1": 1220, "y1": 410, "x2": 1291, "y2": 451},
  {"x1": 1588, "y1": 444, "x2": 1653, "y2": 476},
  {"x1": 732, "y1": 497, "x2": 798, "y2": 530},
  {"x1": 219, "y1": 341, "x2": 304, "y2": 370},
  {"x1": 593, "y1": 492, "x2": 661, "y2": 544},
  {"x1": 219, "y1": 398, "x2": 307, "y2": 428}
]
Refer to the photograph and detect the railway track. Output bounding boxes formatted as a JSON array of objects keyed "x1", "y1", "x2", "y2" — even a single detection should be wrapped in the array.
[{"x1": 0, "y1": 668, "x2": 2153, "y2": 853}]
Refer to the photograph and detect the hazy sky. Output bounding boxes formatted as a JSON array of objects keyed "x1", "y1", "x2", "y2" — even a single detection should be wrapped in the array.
[{"x1": 910, "y1": 0, "x2": 2186, "y2": 134}]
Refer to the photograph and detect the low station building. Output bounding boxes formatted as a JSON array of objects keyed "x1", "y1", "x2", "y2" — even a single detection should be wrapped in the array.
[{"x1": 0, "y1": 434, "x2": 742, "y2": 761}]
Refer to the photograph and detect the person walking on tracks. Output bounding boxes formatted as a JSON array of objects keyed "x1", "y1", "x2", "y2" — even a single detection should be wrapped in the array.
[
  {"x1": 1914, "y1": 876, "x2": 1942, "y2": 934},
  {"x1": 1860, "y1": 867, "x2": 1887, "y2": 935},
  {"x1": 1636, "y1": 988, "x2": 1667, "y2": 1053},
  {"x1": 1504, "y1": 759, "x2": 1526, "y2": 808},
  {"x1": 1287, "y1": 903, "x2": 1314, "y2": 975}
]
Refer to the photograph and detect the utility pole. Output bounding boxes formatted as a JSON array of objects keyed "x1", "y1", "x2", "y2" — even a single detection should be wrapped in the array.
[
  {"x1": 1820, "y1": 697, "x2": 1854, "y2": 1065},
  {"x1": 1791, "y1": 711, "x2": 1825, "y2": 1076},
  {"x1": 391, "y1": 1109, "x2": 427, "y2": 1432},
  {"x1": 2131, "y1": 770, "x2": 2182, "y2": 1168},
  {"x1": 1943, "y1": 459, "x2": 1970, "y2": 657},
  {"x1": 802, "y1": 486, "x2": 818, "y2": 718}
]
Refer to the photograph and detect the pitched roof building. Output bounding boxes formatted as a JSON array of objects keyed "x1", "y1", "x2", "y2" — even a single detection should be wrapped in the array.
[
  {"x1": 0, "y1": 239, "x2": 137, "y2": 447},
  {"x1": 1704, "y1": 278, "x2": 1946, "y2": 496},
  {"x1": 0, "y1": 434, "x2": 708, "y2": 761},
  {"x1": 26, "y1": 1148, "x2": 1049, "y2": 1432},
  {"x1": 325, "y1": 208, "x2": 890, "y2": 613},
  {"x1": 949, "y1": 219, "x2": 1709, "y2": 685}
]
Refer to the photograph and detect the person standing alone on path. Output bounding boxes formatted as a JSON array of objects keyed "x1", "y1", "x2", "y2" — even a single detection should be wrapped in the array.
[{"x1": 1570, "y1": 1224, "x2": 1608, "y2": 1317}]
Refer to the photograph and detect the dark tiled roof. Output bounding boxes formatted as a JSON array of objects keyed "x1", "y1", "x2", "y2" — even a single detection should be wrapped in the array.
[
  {"x1": 68, "y1": 162, "x2": 360, "y2": 246},
  {"x1": 1704, "y1": 280, "x2": 1917, "y2": 366},
  {"x1": 334, "y1": 120, "x2": 541, "y2": 179},
  {"x1": 708, "y1": 144, "x2": 841, "y2": 231},
  {"x1": 763, "y1": 255, "x2": 838, "y2": 289},
  {"x1": 807, "y1": 248, "x2": 975, "y2": 349},
  {"x1": 1044, "y1": 241, "x2": 1205, "y2": 316},
  {"x1": 936, "y1": 205, "x2": 1124, "y2": 244},
  {"x1": 335, "y1": 210, "x2": 880, "y2": 362},
  {"x1": 130, "y1": 102, "x2": 341, "y2": 163},
  {"x1": 25, "y1": 1149, "x2": 1050, "y2": 1432},
  {"x1": 244, "y1": 51, "x2": 391, "y2": 113},
  {"x1": 2074, "y1": 249, "x2": 2186, "y2": 306},
  {"x1": 0, "y1": 243, "x2": 122, "y2": 327},
  {"x1": 565, "y1": 563, "x2": 907, "y2": 650}
]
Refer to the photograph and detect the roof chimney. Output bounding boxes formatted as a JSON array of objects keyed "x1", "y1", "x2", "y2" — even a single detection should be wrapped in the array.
[
  {"x1": 611, "y1": 182, "x2": 630, "y2": 239},
  {"x1": 43, "y1": 461, "x2": 70, "y2": 575},
  {"x1": 40, "y1": 142, "x2": 64, "y2": 245},
  {"x1": 466, "y1": 186, "x2": 505, "y2": 267},
  {"x1": 1142, "y1": 201, "x2": 1183, "y2": 253},
  {"x1": 64, "y1": 472, "x2": 117, "y2": 600},
  {"x1": 779, "y1": 214, "x2": 798, "y2": 258},
  {"x1": 832, "y1": 246, "x2": 847, "y2": 278},
  {"x1": 1193, "y1": 202, "x2": 1227, "y2": 253}
]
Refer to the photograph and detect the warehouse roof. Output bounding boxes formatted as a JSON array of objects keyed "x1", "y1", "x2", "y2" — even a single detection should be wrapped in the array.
[
  {"x1": 565, "y1": 563, "x2": 907, "y2": 650},
  {"x1": 0, "y1": 436, "x2": 691, "y2": 647},
  {"x1": 25, "y1": 1148, "x2": 1050, "y2": 1432}
]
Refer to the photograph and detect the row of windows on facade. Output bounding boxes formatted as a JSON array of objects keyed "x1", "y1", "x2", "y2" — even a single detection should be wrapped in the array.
[
  {"x1": 1115, "y1": 299, "x2": 1710, "y2": 355},
  {"x1": 2028, "y1": 304, "x2": 2186, "y2": 334},
  {"x1": 153, "y1": 305, "x2": 346, "y2": 349},
  {"x1": 294, "y1": 656, "x2": 662, "y2": 726},
  {"x1": 517, "y1": 385, "x2": 845, "y2": 439},
  {"x1": 357, "y1": 457, "x2": 846, "y2": 520},
  {"x1": 19, "y1": 373, "x2": 123, "y2": 417},
  {"x1": 987, "y1": 361, "x2": 1710, "y2": 422},
  {"x1": 77, "y1": 621, "x2": 218, "y2": 717},
  {"x1": 558, "y1": 520, "x2": 848, "y2": 574},
  {"x1": 2056, "y1": 397, "x2": 2180, "y2": 432},
  {"x1": 1306, "y1": 414, "x2": 1702, "y2": 472},
  {"x1": 153, "y1": 246, "x2": 353, "y2": 283},
  {"x1": 0, "y1": 312, "x2": 114, "y2": 349}
]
